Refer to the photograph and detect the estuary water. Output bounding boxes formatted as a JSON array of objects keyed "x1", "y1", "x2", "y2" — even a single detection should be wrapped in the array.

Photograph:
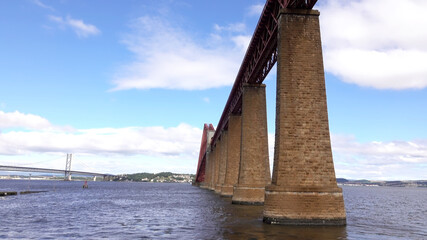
[{"x1": 0, "y1": 180, "x2": 426, "y2": 239}]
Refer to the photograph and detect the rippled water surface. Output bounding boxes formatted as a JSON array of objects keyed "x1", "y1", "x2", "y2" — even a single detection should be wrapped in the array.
[{"x1": 0, "y1": 180, "x2": 426, "y2": 239}]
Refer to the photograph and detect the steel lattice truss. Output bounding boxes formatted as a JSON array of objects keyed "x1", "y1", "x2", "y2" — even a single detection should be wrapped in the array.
[
  {"x1": 211, "y1": 0, "x2": 317, "y2": 147},
  {"x1": 195, "y1": 124, "x2": 215, "y2": 182}
]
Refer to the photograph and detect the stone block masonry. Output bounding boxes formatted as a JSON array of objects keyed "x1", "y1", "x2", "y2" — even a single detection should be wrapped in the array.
[
  {"x1": 220, "y1": 114, "x2": 241, "y2": 197},
  {"x1": 201, "y1": 148, "x2": 212, "y2": 189},
  {"x1": 215, "y1": 131, "x2": 228, "y2": 194},
  {"x1": 263, "y1": 9, "x2": 346, "y2": 225},
  {"x1": 206, "y1": 143, "x2": 217, "y2": 191},
  {"x1": 232, "y1": 84, "x2": 271, "y2": 205},
  {"x1": 212, "y1": 139, "x2": 221, "y2": 192},
  {"x1": 200, "y1": 129, "x2": 215, "y2": 189}
]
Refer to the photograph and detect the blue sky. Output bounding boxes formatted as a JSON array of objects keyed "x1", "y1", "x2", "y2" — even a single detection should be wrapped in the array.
[{"x1": 0, "y1": 0, "x2": 426, "y2": 180}]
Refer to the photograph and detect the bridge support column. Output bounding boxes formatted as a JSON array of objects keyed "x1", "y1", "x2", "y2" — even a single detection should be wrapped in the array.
[
  {"x1": 263, "y1": 9, "x2": 346, "y2": 225},
  {"x1": 209, "y1": 147, "x2": 218, "y2": 190},
  {"x1": 210, "y1": 144, "x2": 219, "y2": 191},
  {"x1": 220, "y1": 114, "x2": 241, "y2": 197},
  {"x1": 200, "y1": 128, "x2": 215, "y2": 189},
  {"x1": 200, "y1": 150, "x2": 211, "y2": 189},
  {"x1": 203, "y1": 149, "x2": 214, "y2": 189},
  {"x1": 213, "y1": 139, "x2": 221, "y2": 192},
  {"x1": 215, "y1": 132, "x2": 228, "y2": 194},
  {"x1": 232, "y1": 84, "x2": 270, "y2": 205}
]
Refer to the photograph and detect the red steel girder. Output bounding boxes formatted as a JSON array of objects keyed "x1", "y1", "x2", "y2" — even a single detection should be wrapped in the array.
[
  {"x1": 210, "y1": 0, "x2": 317, "y2": 147},
  {"x1": 195, "y1": 124, "x2": 215, "y2": 183},
  {"x1": 279, "y1": 0, "x2": 318, "y2": 9}
]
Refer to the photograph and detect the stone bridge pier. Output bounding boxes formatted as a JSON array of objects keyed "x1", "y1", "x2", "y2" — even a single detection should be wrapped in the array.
[
  {"x1": 220, "y1": 114, "x2": 241, "y2": 197},
  {"x1": 262, "y1": 9, "x2": 346, "y2": 225},
  {"x1": 232, "y1": 84, "x2": 270, "y2": 205},
  {"x1": 195, "y1": 1, "x2": 346, "y2": 226}
]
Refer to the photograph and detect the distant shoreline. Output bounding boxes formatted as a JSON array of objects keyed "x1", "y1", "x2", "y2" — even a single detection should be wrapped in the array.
[
  {"x1": 1, "y1": 175, "x2": 426, "y2": 187},
  {"x1": 337, "y1": 178, "x2": 427, "y2": 188},
  {"x1": 0, "y1": 172, "x2": 196, "y2": 184}
]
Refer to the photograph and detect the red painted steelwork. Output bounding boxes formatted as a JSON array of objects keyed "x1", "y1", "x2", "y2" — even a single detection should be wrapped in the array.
[
  {"x1": 195, "y1": 124, "x2": 215, "y2": 183},
  {"x1": 279, "y1": 0, "x2": 318, "y2": 9},
  {"x1": 210, "y1": 0, "x2": 317, "y2": 148}
]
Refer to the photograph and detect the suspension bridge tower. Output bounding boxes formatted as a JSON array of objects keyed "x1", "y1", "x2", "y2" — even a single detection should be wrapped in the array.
[{"x1": 64, "y1": 153, "x2": 72, "y2": 181}]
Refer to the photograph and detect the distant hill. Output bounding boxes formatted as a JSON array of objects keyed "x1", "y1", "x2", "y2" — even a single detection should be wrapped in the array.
[
  {"x1": 115, "y1": 172, "x2": 195, "y2": 183},
  {"x1": 336, "y1": 178, "x2": 348, "y2": 183},
  {"x1": 336, "y1": 178, "x2": 427, "y2": 188}
]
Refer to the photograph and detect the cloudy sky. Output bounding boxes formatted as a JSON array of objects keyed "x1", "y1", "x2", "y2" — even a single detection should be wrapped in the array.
[{"x1": 0, "y1": 0, "x2": 426, "y2": 180}]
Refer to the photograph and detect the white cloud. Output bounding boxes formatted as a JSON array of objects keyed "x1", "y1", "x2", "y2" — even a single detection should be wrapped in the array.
[
  {"x1": 265, "y1": 132, "x2": 427, "y2": 180},
  {"x1": 0, "y1": 111, "x2": 52, "y2": 130},
  {"x1": 1, "y1": 110, "x2": 425, "y2": 178},
  {"x1": 48, "y1": 15, "x2": 62, "y2": 24},
  {"x1": 324, "y1": 49, "x2": 427, "y2": 89},
  {"x1": 33, "y1": 0, "x2": 55, "y2": 11},
  {"x1": 0, "y1": 111, "x2": 201, "y2": 160},
  {"x1": 248, "y1": 4, "x2": 264, "y2": 16},
  {"x1": 48, "y1": 15, "x2": 101, "y2": 38},
  {"x1": 214, "y1": 23, "x2": 246, "y2": 33},
  {"x1": 66, "y1": 17, "x2": 101, "y2": 38},
  {"x1": 0, "y1": 119, "x2": 202, "y2": 174},
  {"x1": 111, "y1": 16, "x2": 246, "y2": 91},
  {"x1": 232, "y1": 35, "x2": 251, "y2": 54},
  {"x1": 319, "y1": 0, "x2": 427, "y2": 90},
  {"x1": 0, "y1": 123, "x2": 201, "y2": 158},
  {"x1": 331, "y1": 134, "x2": 427, "y2": 180}
]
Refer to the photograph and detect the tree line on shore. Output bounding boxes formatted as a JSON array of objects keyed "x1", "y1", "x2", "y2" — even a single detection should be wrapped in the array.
[{"x1": 114, "y1": 172, "x2": 195, "y2": 183}]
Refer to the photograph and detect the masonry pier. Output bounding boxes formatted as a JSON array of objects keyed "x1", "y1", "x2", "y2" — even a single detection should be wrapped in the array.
[
  {"x1": 215, "y1": 133, "x2": 228, "y2": 194},
  {"x1": 194, "y1": 0, "x2": 346, "y2": 226},
  {"x1": 213, "y1": 139, "x2": 221, "y2": 192},
  {"x1": 262, "y1": 9, "x2": 346, "y2": 225},
  {"x1": 232, "y1": 84, "x2": 271, "y2": 205},
  {"x1": 220, "y1": 114, "x2": 241, "y2": 197}
]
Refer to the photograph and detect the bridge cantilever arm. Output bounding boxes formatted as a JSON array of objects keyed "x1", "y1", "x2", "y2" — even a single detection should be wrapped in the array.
[{"x1": 210, "y1": 0, "x2": 318, "y2": 148}]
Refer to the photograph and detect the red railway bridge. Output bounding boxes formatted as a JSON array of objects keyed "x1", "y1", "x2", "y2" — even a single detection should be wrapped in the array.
[{"x1": 194, "y1": 0, "x2": 346, "y2": 225}]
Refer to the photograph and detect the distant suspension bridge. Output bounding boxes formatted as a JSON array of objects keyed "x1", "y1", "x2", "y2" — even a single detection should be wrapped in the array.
[{"x1": 0, "y1": 154, "x2": 115, "y2": 181}]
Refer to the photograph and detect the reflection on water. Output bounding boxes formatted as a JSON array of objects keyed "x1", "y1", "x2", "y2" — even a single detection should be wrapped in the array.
[
  {"x1": 0, "y1": 180, "x2": 425, "y2": 239},
  {"x1": 210, "y1": 199, "x2": 347, "y2": 240},
  {"x1": 226, "y1": 225, "x2": 347, "y2": 240}
]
